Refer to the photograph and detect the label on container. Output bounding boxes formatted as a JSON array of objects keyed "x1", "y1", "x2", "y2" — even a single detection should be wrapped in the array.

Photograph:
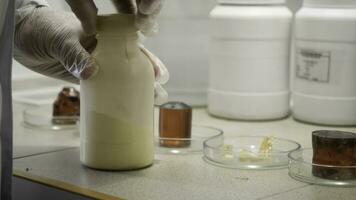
[{"x1": 296, "y1": 49, "x2": 331, "y2": 83}]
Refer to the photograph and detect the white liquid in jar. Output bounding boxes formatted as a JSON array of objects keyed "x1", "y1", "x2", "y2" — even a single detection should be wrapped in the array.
[{"x1": 80, "y1": 14, "x2": 155, "y2": 170}]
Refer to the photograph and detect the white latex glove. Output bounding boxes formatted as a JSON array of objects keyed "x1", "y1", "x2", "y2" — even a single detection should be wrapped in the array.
[
  {"x1": 111, "y1": 0, "x2": 163, "y2": 36},
  {"x1": 14, "y1": 3, "x2": 98, "y2": 83},
  {"x1": 140, "y1": 45, "x2": 169, "y2": 105},
  {"x1": 14, "y1": 0, "x2": 168, "y2": 103}
]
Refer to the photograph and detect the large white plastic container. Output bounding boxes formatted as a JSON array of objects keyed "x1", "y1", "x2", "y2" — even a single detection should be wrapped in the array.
[
  {"x1": 292, "y1": 0, "x2": 356, "y2": 125},
  {"x1": 208, "y1": 0, "x2": 292, "y2": 120},
  {"x1": 144, "y1": 0, "x2": 216, "y2": 106}
]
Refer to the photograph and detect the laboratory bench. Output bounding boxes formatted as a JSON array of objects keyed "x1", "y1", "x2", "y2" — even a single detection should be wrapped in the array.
[
  {"x1": 13, "y1": 102, "x2": 80, "y2": 159},
  {"x1": 12, "y1": 100, "x2": 356, "y2": 200}
]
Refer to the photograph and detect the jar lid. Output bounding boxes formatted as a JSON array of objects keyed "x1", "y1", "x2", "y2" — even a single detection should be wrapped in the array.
[
  {"x1": 160, "y1": 102, "x2": 192, "y2": 110},
  {"x1": 218, "y1": 0, "x2": 285, "y2": 5},
  {"x1": 304, "y1": 0, "x2": 356, "y2": 7}
]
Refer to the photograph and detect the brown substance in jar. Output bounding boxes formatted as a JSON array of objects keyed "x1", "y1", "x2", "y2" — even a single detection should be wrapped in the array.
[
  {"x1": 159, "y1": 102, "x2": 192, "y2": 148},
  {"x1": 312, "y1": 130, "x2": 356, "y2": 180},
  {"x1": 53, "y1": 87, "x2": 80, "y2": 125}
]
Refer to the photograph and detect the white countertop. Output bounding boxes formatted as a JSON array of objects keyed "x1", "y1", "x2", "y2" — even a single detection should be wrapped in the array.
[
  {"x1": 13, "y1": 107, "x2": 356, "y2": 200},
  {"x1": 13, "y1": 102, "x2": 80, "y2": 158}
]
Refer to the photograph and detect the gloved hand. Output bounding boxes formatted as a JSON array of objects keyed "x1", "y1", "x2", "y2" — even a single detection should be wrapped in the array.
[
  {"x1": 140, "y1": 45, "x2": 169, "y2": 105},
  {"x1": 14, "y1": 0, "x2": 168, "y2": 103},
  {"x1": 111, "y1": 0, "x2": 163, "y2": 36},
  {"x1": 64, "y1": 0, "x2": 163, "y2": 36},
  {"x1": 14, "y1": 2, "x2": 98, "y2": 83}
]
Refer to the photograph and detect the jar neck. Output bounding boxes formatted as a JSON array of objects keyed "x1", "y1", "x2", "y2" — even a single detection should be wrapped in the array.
[{"x1": 96, "y1": 14, "x2": 138, "y2": 37}]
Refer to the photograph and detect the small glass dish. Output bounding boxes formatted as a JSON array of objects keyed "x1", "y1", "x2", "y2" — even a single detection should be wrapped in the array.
[
  {"x1": 203, "y1": 136, "x2": 301, "y2": 170},
  {"x1": 288, "y1": 148, "x2": 356, "y2": 187},
  {"x1": 23, "y1": 105, "x2": 79, "y2": 131},
  {"x1": 155, "y1": 125, "x2": 223, "y2": 155}
]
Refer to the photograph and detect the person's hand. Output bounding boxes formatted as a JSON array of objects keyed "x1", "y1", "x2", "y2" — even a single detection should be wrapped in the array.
[
  {"x1": 14, "y1": 0, "x2": 168, "y2": 103},
  {"x1": 65, "y1": 0, "x2": 163, "y2": 36},
  {"x1": 111, "y1": 0, "x2": 163, "y2": 36},
  {"x1": 14, "y1": 1, "x2": 98, "y2": 83}
]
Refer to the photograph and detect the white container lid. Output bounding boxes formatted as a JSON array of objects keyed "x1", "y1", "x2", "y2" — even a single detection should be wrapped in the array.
[
  {"x1": 304, "y1": 0, "x2": 356, "y2": 7},
  {"x1": 218, "y1": 0, "x2": 285, "y2": 5}
]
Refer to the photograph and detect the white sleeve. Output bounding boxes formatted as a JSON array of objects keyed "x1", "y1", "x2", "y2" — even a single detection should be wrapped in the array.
[{"x1": 15, "y1": 0, "x2": 49, "y2": 24}]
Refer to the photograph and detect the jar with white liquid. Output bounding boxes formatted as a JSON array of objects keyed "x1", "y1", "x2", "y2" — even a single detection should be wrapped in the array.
[
  {"x1": 80, "y1": 14, "x2": 155, "y2": 170},
  {"x1": 208, "y1": 0, "x2": 292, "y2": 120},
  {"x1": 292, "y1": 0, "x2": 356, "y2": 125}
]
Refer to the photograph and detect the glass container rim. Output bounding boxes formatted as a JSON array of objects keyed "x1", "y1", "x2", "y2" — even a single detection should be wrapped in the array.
[{"x1": 204, "y1": 135, "x2": 301, "y2": 154}]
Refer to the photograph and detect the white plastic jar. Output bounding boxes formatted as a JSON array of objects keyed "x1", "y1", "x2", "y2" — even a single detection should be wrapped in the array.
[
  {"x1": 292, "y1": 0, "x2": 356, "y2": 125},
  {"x1": 80, "y1": 15, "x2": 154, "y2": 170},
  {"x1": 144, "y1": 0, "x2": 216, "y2": 106},
  {"x1": 208, "y1": 0, "x2": 292, "y2": 120}
]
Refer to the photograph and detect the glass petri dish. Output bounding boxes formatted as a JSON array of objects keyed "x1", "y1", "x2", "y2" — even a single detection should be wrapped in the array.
[
  {"x1": 203, "y1": 136, "x2": 301, "y2": 170},
  {"x1": 23, "y1": 105, "x2": 79, "y2": 131},
  {"x1": 155, "y1": 125, "x2": 223, "y2": 155},
  {"x1": 288, "y1": 148, "x2": 356, "y2": 187}
]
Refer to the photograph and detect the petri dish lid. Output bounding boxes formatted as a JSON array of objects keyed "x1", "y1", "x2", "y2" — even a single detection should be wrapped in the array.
[
  {"x1": 203, "y1": 136, "x2": 301, "y2": 170},
  {"x1": 218, "y1": 0, "x2": 285, "y2": 5},
  {"x1": 155, "y1": 125, "x2": 223, "y2": 155},
  {"x1": 288, "y1": 148, "x2": 356, "y2": 187},
  {"x1": 23, "y1": 105, "x2": 79, "y2": 131}
]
